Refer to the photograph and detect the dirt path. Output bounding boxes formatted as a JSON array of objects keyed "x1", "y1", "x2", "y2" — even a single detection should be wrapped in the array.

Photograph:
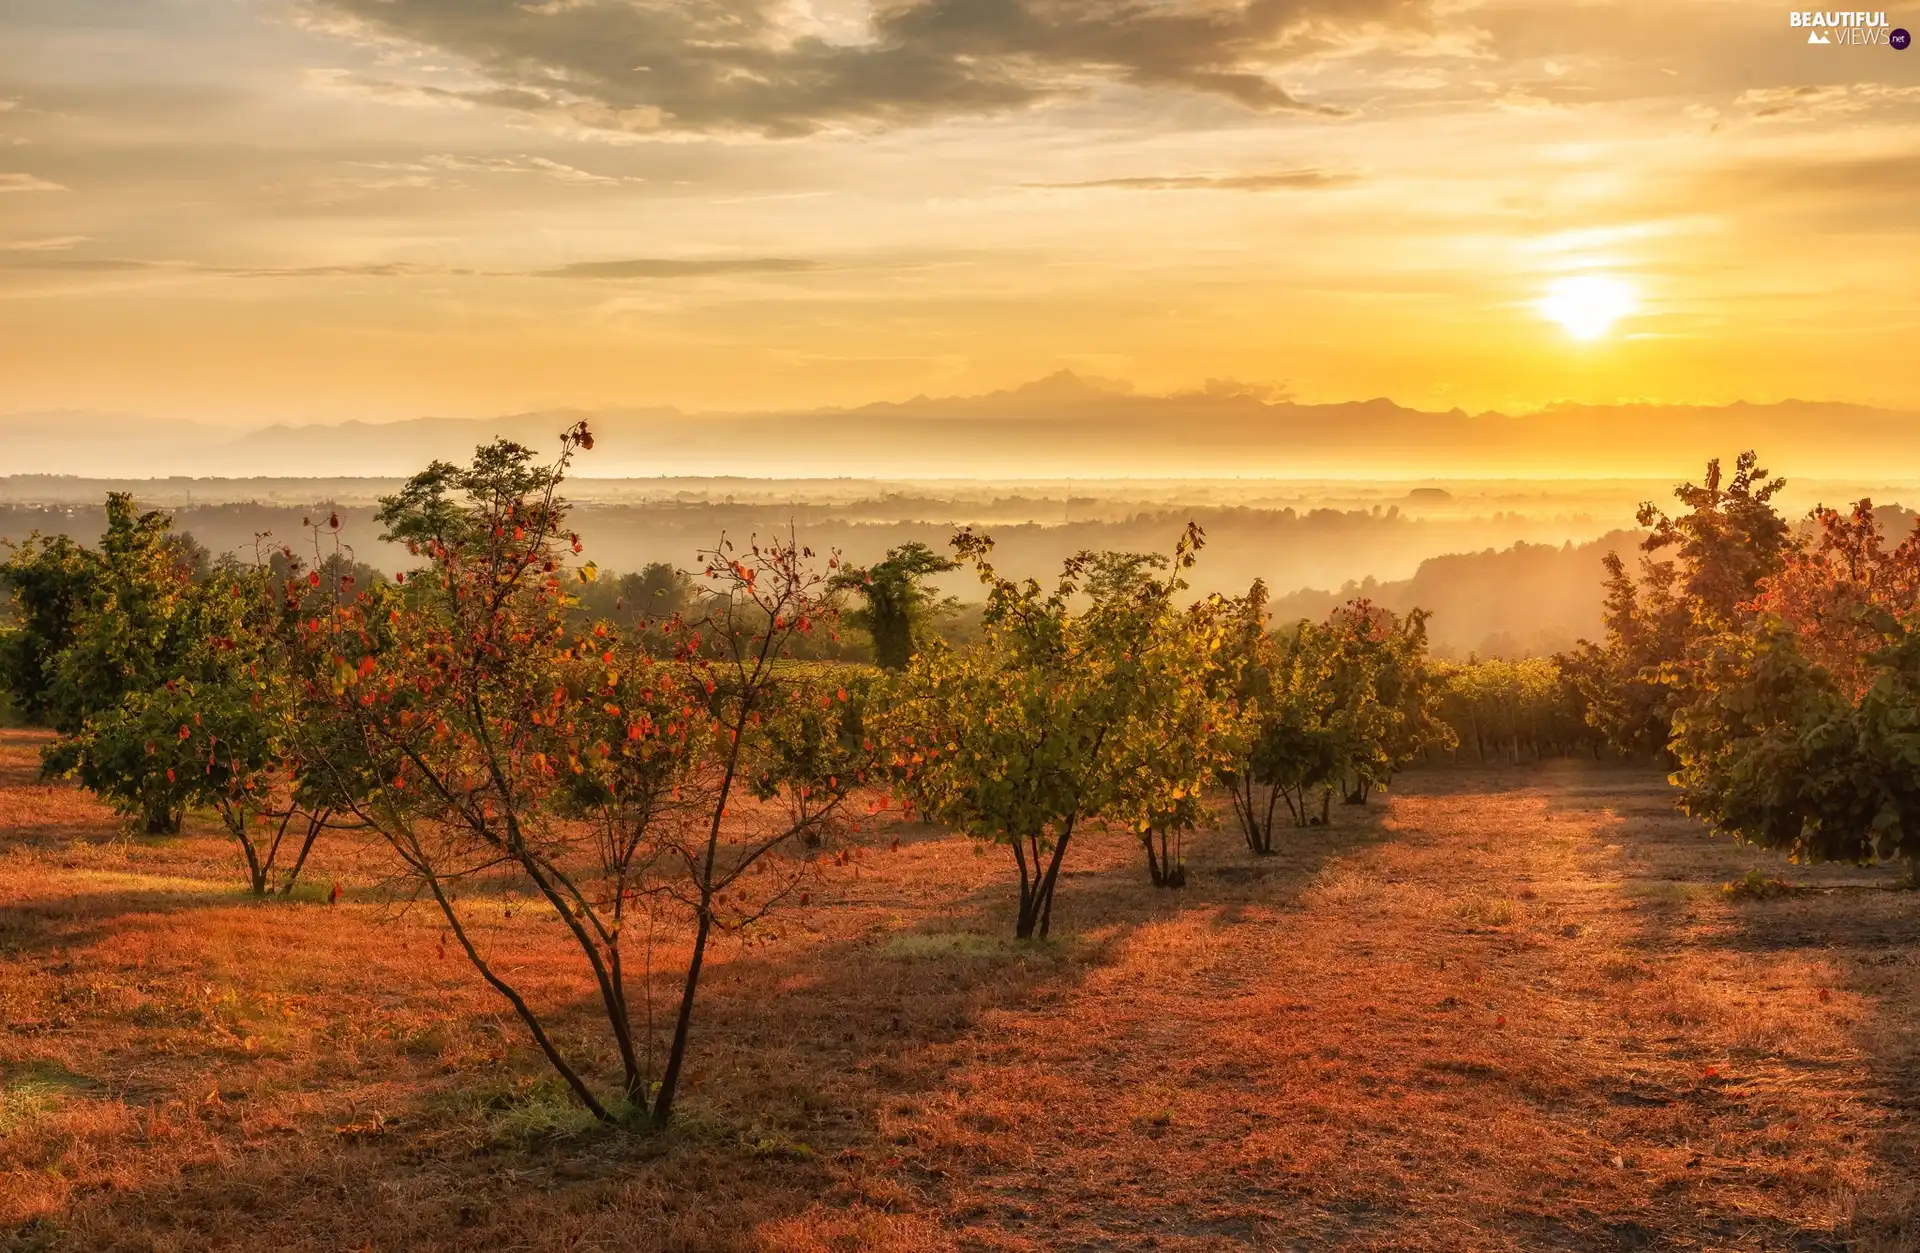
[{"x1": 4, "y1": 744, "x2": 1917, "y2": 1251}]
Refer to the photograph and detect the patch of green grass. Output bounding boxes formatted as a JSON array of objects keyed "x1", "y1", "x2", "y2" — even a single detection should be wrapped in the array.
[
  {"x1": 280, "y1": 878, "x2": 337, "y2": 905},
  {"x1": 882, "y1": 931, "x2": 1020, "y2": 960},
  {"x1": 0, "y1": 1060, "x2": 92, "y2": 1132},
  {"x1": 739, "y1": 1132, "x2": 815, "y2": 1160},
  {"x1": 1721, "y1": 868, "x2": 1804, "y2": 901},
  {"x1": 63, "y1": 869, "x2": 233, "y2": 896},
  {"x1": 1454, "y1": 894, "x2": 1517, "y2": 927},
  {"x1": 1623, "y1": 880, "x2": 1711, "y2": 905},
  {"x1": 432, "y1": 1073, "x2": 620, "y2": 1145}
]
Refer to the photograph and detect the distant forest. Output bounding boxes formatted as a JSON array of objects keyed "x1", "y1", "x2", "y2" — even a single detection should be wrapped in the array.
[
  {"x1": 5, "y1": 486, "x2": 1911, "y2": 659},
  {"x1": 0, "y1": 499, "x2": 1613, "y2": 657}
]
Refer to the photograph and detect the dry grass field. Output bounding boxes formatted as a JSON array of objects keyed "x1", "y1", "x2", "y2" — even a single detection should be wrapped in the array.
[{"x1": 3, "y1": 724, "x2": 1917, "y2": 1252}]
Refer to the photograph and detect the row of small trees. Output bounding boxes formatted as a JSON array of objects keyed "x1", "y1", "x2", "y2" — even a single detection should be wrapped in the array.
[
  {"x1": 0, "y1": 428, "x2": 1452, "y2": 1125},
  {"x1": 1434, "y1": 656, "x2": 1599, "y2": 763}
]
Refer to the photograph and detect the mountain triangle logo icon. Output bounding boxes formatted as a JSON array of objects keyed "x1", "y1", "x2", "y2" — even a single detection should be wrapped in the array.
[{"x1": 1808, "y1": 28, "x2": 1830, "y2": 41}]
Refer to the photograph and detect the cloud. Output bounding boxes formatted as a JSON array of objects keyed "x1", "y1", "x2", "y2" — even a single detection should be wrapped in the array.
[
  {"x1": 1028, "y1": 169, "x2": 1356, "y2": 192},
  {"x1": 1738, "y1": 83, "x2": 1920, "y2": 119},
  {"x1": 537, "y1": 257, "x2": 821, "y2": 278},
  {"x1": 331, "y1": 153, "x2": 640, "y2": 191},
  {"x1": 301, "y1": 0, "x2": 1433, "y2": 136},
  {"x1": 0, "y1": 172, "x2": 65, "y2": 193},
  {"x1": 0, "y1": 253, "x2": 823, "y2": 281},
  {"x1": 1172, "y1": 377, "x2": 1295, "y2": 402},
  {"x1": 422, "y1": 154, "x2": 635, "y2": 184},
  {"x1": 1738, "y1": 153, "x2": 1920, "y2": 197},
  {"x1": 223, "y1": 262, "x2": 472, "y2": 278},
  {"x1": 0, "y1": 235, "x2": 87, "y2": 251},
  {"x1": 0, "y1": 256, "x2": 159, "y2": 272}
]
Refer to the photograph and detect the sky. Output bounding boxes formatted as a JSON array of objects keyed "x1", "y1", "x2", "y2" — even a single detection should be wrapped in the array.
[{"x1": 1, "y1": 0, "x2": 1918, "y2": 427}]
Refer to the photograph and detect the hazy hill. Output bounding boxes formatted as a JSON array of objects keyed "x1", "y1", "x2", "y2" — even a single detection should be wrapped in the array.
[
  {"x1": 4, "y1": 374, "x2": 1918, "y2": 479},
  {"x1": 1268, "y1": 532, "x2": 1640, "y2": 658}
]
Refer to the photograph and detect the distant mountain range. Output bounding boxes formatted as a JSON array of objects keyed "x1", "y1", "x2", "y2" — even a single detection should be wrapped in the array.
[{"x1": 4, "y1": 373, "x2": 1916, "y2": 480}]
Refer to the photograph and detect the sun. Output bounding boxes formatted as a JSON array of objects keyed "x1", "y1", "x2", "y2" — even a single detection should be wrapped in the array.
[{"x1": 1537, "y1": 275, "x2": 1637, "y2": 342}]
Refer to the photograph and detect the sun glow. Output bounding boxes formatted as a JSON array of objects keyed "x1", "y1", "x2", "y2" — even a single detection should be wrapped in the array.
[{"x1": 1537, "y1": 275, "x2": 1638, "y2": 342}]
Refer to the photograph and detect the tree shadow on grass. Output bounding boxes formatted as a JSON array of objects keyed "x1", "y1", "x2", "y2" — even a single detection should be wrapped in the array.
[
  {"x1": 0, "y1": 883, "x2": 309, "y2": 961},
  {"x1": 18, "y1": 806, "x2": 1398, "y2": 1252},
  {"x1": 1539, "y1": 760, "x2": 1919, "y2": 1253}
]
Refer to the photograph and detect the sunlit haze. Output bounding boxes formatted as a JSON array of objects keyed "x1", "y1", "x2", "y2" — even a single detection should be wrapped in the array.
[
  {"x1": 10, "y1": 8, "x2": 1920, "y2": 1241},
  {"x1": 1538, "y1": 275, "x2": 1639, "y2": 342},
  {"x1": 2, "y1": 0, "x2": 1918, "y2": 443}
]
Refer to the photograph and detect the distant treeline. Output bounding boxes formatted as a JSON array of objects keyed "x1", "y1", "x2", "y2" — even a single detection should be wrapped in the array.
[{"x1": 0, "y1": 500, "x2": 1616, "y2": 658}]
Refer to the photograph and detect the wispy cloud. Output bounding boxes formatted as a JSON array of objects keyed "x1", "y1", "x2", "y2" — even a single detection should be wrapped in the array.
[
  {"x1": 537, "y1": 257, "x2": 821, "y2": 279},
  {"x1": 0, "y1": 254, "x2": 824, "y2": 281},
  {"x1": 1739, "y1": 82, "x2": 1920, "y2": 119},
  {"x1": 0, "y1": 256, "x2": 159, "y2": 272},
  {"x1": 422, "y1": 154, "x2": 636, "y2": 184},
  {"x1": 1028, "y1": 169, "x2": 1357, "y2": 192},
  {"x1": 0, "y1": 235, "x2": 87, "y2": 251},
  {"x1": 0, "y1": 256, "x2": 458, "y2": 277},
  {"x1": 0, "y1": 172, "x2": 66, "y2": 193},
  {"x1": 333, "y1": 152, "x2": 641, "y2": 191}
]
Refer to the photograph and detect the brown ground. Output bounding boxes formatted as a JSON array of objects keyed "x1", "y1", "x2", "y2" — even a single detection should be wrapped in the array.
[{"x1": 2, "y1": 725, "x2": 1917, "y2": 1252}]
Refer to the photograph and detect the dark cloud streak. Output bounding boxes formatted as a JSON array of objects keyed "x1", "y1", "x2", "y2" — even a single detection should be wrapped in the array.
[{"x1": 304, "y1": 0, "x2": 1433, "y2": 135}]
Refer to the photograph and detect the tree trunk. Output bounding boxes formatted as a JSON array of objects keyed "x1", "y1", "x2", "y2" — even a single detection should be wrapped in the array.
[
  {"x1": 280, "y1": 811, "x2": 326, "y2": 896},
  {"x1": 652, "y1": 906, "x2": 713, "y2": 1126},
  {"x1": 1030, "y1": 818, "x2": 1076, "y2": 939},
  {"x1": 1230, "y1": 776, "x2": 1275, "y2": 856},
  {"x1": 1157, "y1": 831, "x2": 1186, "y2": 889},
  {"x1": 234, "y1": 821, "x2": 270, "y2": 896},
  {"x1": 422, "y1": 866, "x2": 611, "y2": 1124},
  {"x1": 1013, "y1": 836, "x2": 1040, "y2": 939}
]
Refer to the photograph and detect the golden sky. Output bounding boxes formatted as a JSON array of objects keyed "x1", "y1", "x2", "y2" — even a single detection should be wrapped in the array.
[{"x1": 1, "y1": 0, "x2": 1918, "y2": 425}]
